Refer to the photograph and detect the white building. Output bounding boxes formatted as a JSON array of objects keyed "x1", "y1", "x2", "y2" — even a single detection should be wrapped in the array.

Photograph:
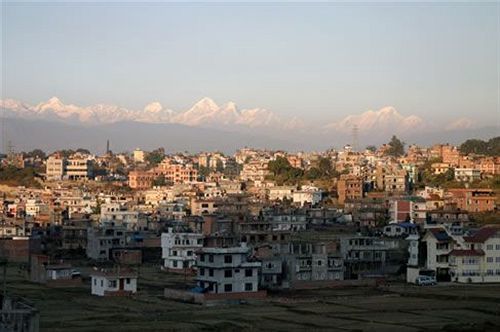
[
  {"x1": 91, "y1": 270, "x2": 137, "y2": 296},
  {"x1": 133, "y1": 149, "x2": 145, "y2": 163},
  {"x1": 196, "y1": 244, "x2": 261, "y2": 294},
  {"x1": 25, "y1": 199, "x2": 49, "y2": 217},
  {"x1": 100, "y1": 203, "x2": 140, "y2": 230},
  {"x1": 292, "y1": 188, "x2": 323, "y2": 206},
  {"x1": 161, "y1": 228, "x2": 203, "y2": 270},
  {"x1": 450, "y1": 227, "x2": 500, "y2": 283},
  {"x1": 454, "y1": 168, "x2": 481, "y2": 182},
  {"x1": 46, "y1": 155, "x2": 65, "y2": 180},
  {"x1": 406, "y1": 233, "x2": 421, "y2": 283},
  {"x1": 268, "y1": 186, "x2": 295, "y2": 201}
]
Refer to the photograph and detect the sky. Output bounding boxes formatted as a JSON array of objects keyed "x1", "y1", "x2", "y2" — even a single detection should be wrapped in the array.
[{"x1": 1, "y1": 0, "x2": 499, "y2": 126}]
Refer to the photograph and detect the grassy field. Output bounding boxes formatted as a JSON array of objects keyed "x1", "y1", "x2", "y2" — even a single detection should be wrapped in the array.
[{"x1": 3, "y1": 263, "x2": 500, "y2": 331}]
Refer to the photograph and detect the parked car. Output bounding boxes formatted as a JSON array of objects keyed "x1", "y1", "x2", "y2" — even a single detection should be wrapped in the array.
[{"x1": 416, "y1": 275, "x2": 437, "y2": 286}]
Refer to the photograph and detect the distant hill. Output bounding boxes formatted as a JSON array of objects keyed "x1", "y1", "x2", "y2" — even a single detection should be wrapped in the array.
[{"x1": 2, "y1": 117, "x2": 300, "y2": 154}]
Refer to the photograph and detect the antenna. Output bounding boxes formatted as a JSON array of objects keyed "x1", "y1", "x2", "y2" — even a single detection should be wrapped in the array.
[
  {"x1": 106, "y1": 139, "x2": 110, "y2": 154},
  {"x1": 352, "y1": 125, "x2": 359, "y2": 152}
]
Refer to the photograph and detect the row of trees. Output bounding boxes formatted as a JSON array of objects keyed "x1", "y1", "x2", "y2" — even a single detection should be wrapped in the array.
[
  {"x1": 267, "y1": 156, "x2": 339, "y2": 185},
  {"x1": 459, "y1": 137, "x2": 500, "y2": 156}
]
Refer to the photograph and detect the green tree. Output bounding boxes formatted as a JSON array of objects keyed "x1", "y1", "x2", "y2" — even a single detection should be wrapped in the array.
[
  {"x1": 198, "y1": 166, "x2": 210, "y2": 179},
  {"x1": 146, "y1": 148, "x2": 165, "y2": 166},
  {"x1": 152, "y1": 174, "x2": 166, "y2": 186},
  {"x1": 459, "y1": 139, "x2": 488, "y2": 155},
  {"x1": 385, "y1": 135, "x2": 405, "y2": 157},
  {"x1": 318, "y1": 157, "x2": 333, "y2": 177},
  {"x1": 459, "y1": 136, "x2": 500, "y2": 156},
  {"x1": 267, "y1": 156, "x2": 303, "y2": 185},
  {"x1": 24, "y1": 149, "x2": 46, "y2": 159},
  {"x1": 365, "y1": 145, "x2": 377, "y2": 152}
]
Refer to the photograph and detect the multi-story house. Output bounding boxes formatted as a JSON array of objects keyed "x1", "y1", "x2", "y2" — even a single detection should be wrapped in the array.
[
  {"x1": 454, "y1": 168, "x2": 481, "y2": 182},
  {"x1": 100, "y1": 203, "x2": 140, "y2": 231},
  {"x1": 195, "y1": 244, "x2": 261, "y2": 294},
  {"x1": 341, "y1": 236, "x2": 406, "y2": 279},
  {"x1": 154, "y1": 160, "x2": 198, "y2": 184},
  {"x1": 161, "y1": 228, "x2": 203, "y2": 271},
  {"x1": 268, "y1": 186, "x2": 295, "y2": 201},
  {"x1": 46, "y1": 155, "x2": 66, "y2": 180},
  {"x1": 66, "y1": 157, "x2": 93, "y2": 180},
  {"x1": 449, "y1": 227, "x2": 500, "y2": 283},
  {"x1": 86, "y1": 226, "x2": 127, "y2": 261},
  {"x1": 337, "y1": 174, "x2": 363, "y2": 205},
  {"x1": 448, "y1": 188, "x2": 495, "y2": 212},
  {"x1": 384, "y1": 169, "x2": 408, "y2": 193},
  {"x1": 422, "y1": 227, "x2": 460, "y2": 281},
  {"x1": 128, "y1": 170, "x2": 155, "y2": 190}
]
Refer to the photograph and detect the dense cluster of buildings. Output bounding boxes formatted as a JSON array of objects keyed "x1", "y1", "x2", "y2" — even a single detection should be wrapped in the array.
[{"x1": 0, "y1": 142, "x2": 498, "y2": 303}]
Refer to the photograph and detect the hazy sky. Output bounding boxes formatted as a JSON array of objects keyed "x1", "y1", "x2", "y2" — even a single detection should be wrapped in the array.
[{"x1": 1, "y1": 1, "x2": 499, "y2": 125}]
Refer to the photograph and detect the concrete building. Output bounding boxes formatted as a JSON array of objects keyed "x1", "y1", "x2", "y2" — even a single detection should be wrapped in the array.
[
  {"x1": 337, "y1": 174, "x2": 363, "y2": 206},
  {"x1": 46, "y1": 155, "x2": 65, "y2": 180},
  {"x1": 268, "y1": 186, "x2": 295, "y2": 201},
  {"x1": 454, "y1": 168, "x2": 481, "y2": 182},
  {"x1": 91, "y1": 269, "x2": 137, "y2": 296},
  {"x1": 448, "y1": 188, "x2": 495, "y2": 212},
  {"x1": 161, "y1": 228, "x2": 203, "y2": 270},
  {"x1": 133, "y1": 149, "x2": 145, "y2": 163},
  {"x1": 66, "y1": 157, "x2": 93, "y2": 180},
  {"x1": 384, "y1": 170, "x2": 408, "y2": 193},
  {"x1": 422, "y1": 228, "x2": 458, "y2": 281},
  {"x1": 450, "y1": 227, "x2": 500, "y2": 283},
  {"x1": 86, "y1": 226, "x2": 127, "y2": 261},
  {"x1": 293, "y1": 188, "x2": 323, "y2": 206},
  {"x1": 155, "y1": 160, "x2": 198, "y2": 184},
  {"x1": 195, "y1": 244, "x2": 261, "y2": 294},
  {"x1": 128, "y1": 170, "x2": 155, "y2": 190}
]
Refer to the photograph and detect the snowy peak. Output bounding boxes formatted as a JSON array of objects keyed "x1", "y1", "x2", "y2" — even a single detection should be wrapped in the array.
[
  {"x1": 0, "y1": 97, "x2": 287, "y2": 130},
  {"x1": 325, "y1": 106, "x2": 425, "y2": 133},
  {"x1": 445, "y1": 117, "x2": 476, "y2": 131}
]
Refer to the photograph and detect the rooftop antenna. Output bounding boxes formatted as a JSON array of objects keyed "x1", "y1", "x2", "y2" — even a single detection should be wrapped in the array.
[{"x1": 352, "y1": 125, "x2": 359, "y2": 152}]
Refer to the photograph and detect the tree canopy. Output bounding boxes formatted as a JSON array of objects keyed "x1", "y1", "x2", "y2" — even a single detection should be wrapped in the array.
[
  {"x1": 385, "y1": 135, "x2": 405, "y2": 157},
  {"x1": 146, "y1": 148, "x2": 165, "y2": 166},
  {"x1": 459, "y1": 137, "x2": 499, "y2": 156}
]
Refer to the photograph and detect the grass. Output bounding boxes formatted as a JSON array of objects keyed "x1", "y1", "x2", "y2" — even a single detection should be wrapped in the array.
[{"x1": 3, "y1": 262, "x2": 500, "y2": 331}]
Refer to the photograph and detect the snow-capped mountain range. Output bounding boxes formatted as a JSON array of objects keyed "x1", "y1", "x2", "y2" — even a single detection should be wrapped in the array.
[
  {"x1": 0, "y1": 97, "x2": 302, "y2": 130},
  {"x1": 2, "y1": 97, "x2": 495, "y2": 153},
  {"x1": 0, "y1": 96, "x2": 475, "y2": 135}
]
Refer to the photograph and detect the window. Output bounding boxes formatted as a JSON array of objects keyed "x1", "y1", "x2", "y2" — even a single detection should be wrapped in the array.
[
  {"x1": 209, "y1": 269, "x2": 214, "y2": 277},
  {"x1": 224, "y1": 255, "x2": 233, "y2": 264},
  {"x1": 199, "y1": 254, "x2": 205, "y2": 262},
  {"x1": 101, "y1": 280, "x2": 103, "y2": 287},
  {"x1": 172, "y1": 250, "x2": 178, "y2": 256},
  {"x1": 199, "y1": 268, "x2": 205, "y2": 276},
  {"x1": 108, "y1": 280, "x2": 117, "y2": 288},
  {"x1": 487, "y1": 244, "x2": 494, "y2": 250},
  {"x1": 496, "y1": 257, "x2": 500, "y2": 263},
  {"x1": 209, "y1": 255, "x2": 214, "y2": 263},
  {"x1": 173, "y1": 261, "x2": 178, "y2": 268},
  {"x1": 224, "y1": 270, "x2": 233, "y2": 278},
  {"x1": 245, "y1": 283, "x2": 253, "y2": 291},
  {"x1": 224, "y1": 284, "x2": 232, "y2": 292},
  {"x1": 317, "y1": 260, "x2": 322, "y2": 266},
  {"x1": 126, "y1": 278, "x2": 131, "y2": 284},
  {"x1": 487, "y1": 257, "x2": 494, "y2": 263},
  {"x1": 93, "y1": 278, "x2": 96, "y2": 285},
  {"x1": 187, "y1": 251, "x2": 193, "y2": 256},
  {"x1": 245, "y1": 269, "x2": 253, "y2": 277}
]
